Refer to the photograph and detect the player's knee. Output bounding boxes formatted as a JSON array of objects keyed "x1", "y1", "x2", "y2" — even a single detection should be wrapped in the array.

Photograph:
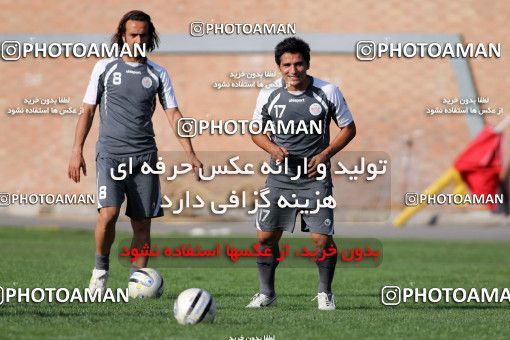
[
  {"x1": 311, "y1": 234, "x2": 331, "y2": 249},
  {"x1": 98, "y1": 208, "x2": 119, "y2": 226}
]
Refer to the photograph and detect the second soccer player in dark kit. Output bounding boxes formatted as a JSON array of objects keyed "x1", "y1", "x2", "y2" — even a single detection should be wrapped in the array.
[{"x1": 248, "y1": 37, "x2": 356, "y2": 310}]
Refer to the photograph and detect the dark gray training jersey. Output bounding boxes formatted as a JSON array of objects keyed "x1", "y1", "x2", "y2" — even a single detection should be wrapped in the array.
[
  {"x1": 252, "y1": 76, "x2": 354, "y2": 189},
  {"x1": 83, "y1": 58, "x2": 178, "y2": 157}
]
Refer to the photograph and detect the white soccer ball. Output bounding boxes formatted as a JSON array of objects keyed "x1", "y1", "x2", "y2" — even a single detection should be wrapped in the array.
[
  {"x1": 128, "y1": 268, "x2": 164, "y2": 299},
  {"x1": 173, "y1": 288, "x2": 216, "y2": 325}
]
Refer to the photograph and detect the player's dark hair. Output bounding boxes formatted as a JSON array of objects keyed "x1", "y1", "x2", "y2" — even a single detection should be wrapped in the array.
[
  {"x1": 112, "y1": 10, "x2": 160, "y2": 52},
  {"x1": 274, "y1": 37, "x2": 311, "y2": 66}
]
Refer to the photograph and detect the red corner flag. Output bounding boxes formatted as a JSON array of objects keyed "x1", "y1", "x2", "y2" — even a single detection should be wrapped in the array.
[{"x1": 453, "y1": 126, "x2": 503, "y2": 209}]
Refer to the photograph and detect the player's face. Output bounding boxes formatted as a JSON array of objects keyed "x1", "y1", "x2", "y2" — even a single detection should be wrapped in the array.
[
  {"x1": 122, "y1": 20, "x2": 149, "y2": 58},
  {"x1": 278, "y1": 52, "x2": 309, "y2": 91}
]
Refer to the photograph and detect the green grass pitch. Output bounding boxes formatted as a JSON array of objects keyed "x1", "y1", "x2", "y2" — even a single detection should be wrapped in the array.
[{"x1": 1, "y1": 227, "x2": 510, "y2": 339}]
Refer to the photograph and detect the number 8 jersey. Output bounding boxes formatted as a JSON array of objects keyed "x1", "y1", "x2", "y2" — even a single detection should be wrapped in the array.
[{"x1": 83, "y1": 57, "x2": 178, "y2": 157}]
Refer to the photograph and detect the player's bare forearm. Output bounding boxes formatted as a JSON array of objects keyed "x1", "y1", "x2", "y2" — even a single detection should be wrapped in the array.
[
  {"x1": 307, "y1": 121, "x2": 356, "y2": 177},
  {"x1": 164, "y1": 107, "x2": 202, "y2": 171},
  {"x1": 164, "y1": 107, "x2": 197, "y2": 155},
  {"x1": 72, "y1": 104, "x2": 96, "y2": 153},
  {"x1": 68, "y1": 103, "x2": 96, "y2": 182},
  {"x1": 251, "y1": 134, "x2": 288, "y2": 162},
  {"x1": 322, "y1": 121, "x2": 356, "y2": 160},
  {"x1": 251, "y1": 134, "x2": 275, "y2": 154}
]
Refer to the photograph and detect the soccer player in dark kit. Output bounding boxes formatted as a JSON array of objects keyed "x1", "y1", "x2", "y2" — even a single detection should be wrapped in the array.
[
  {"x1": 68, "y1": 10, "x2": 202, "y2": 294},
  {"x1": 247, "y1": 37, "x2": 356, "y2": 310}
]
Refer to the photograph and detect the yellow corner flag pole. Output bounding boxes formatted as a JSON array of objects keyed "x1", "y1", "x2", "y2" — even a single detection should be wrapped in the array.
[{"x1": 392, "y1": 167, "x2": 468, "y2": 228}]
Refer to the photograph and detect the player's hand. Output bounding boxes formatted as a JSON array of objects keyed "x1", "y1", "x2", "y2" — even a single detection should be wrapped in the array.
[
  {"x1": 187, "y1": 153, "x2": 203, "y2": 181},
  {"x1": 269, "y1": 145, "x2": 289, "y2": 163},
  {"x1": 308, "y1": 151, "x2": 329, "y2": 178},
  {"x1": 68, "y1": 150, "x2": 87, "y2": 183}
]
